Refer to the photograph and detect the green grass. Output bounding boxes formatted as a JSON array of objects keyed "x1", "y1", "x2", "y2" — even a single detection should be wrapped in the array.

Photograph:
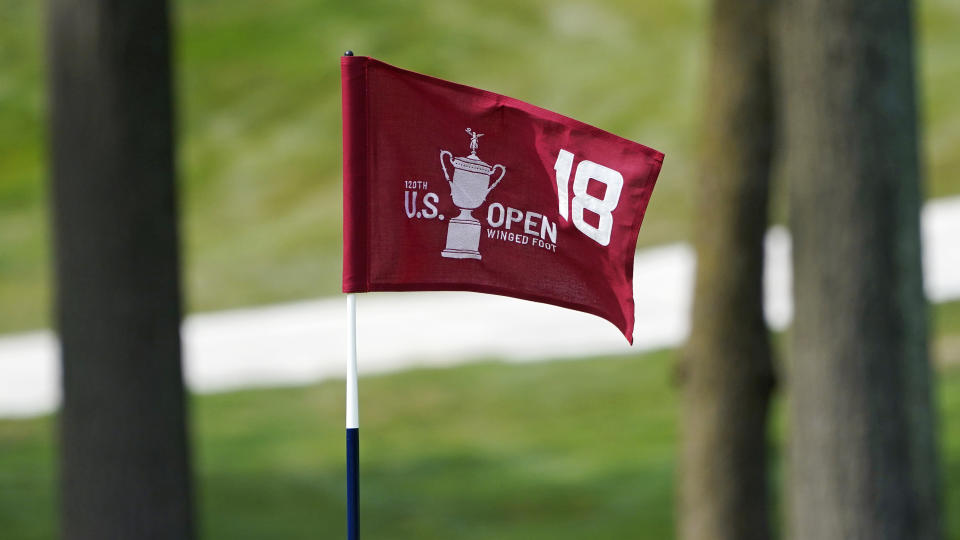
[
  {"x1": 1, "y1": 301, "x2": 960, "y2": 539},
  {"x1": 1, "y1": 0, "x2": 959, "y2": 333},
  {"x1": 0, "y1": 353, "x2": 679, "y2": 540},
  {"x1": 0, "y1": 356, "x2": 957, "y2": 539}
]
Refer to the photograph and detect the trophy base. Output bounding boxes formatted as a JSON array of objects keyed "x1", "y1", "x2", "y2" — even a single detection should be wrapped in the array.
[
  {"x1": 442, "y1": 215, "x2": 482, "y2": 260},
  {"x1": 441, "y1": 248, "x2": 481, "y2": 260}
]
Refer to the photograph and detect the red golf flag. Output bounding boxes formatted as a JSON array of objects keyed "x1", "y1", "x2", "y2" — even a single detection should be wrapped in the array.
[{"x1": 341, "y1": 56, "x2": 664, "y2": 343}]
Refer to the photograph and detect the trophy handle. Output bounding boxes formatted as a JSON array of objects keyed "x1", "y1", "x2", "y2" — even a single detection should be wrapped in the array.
[
  {"x1": 487, "y1": 164, "x2": 506, "y2": 194},
  {"x1": 440, "y1": 150, "x2": 454, "y2": 185}
]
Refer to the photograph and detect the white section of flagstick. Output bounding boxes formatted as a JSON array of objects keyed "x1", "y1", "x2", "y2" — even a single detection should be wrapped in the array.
[
  {"x1": 1, "y1": 195, "x2": 960, "y2": 418},
  {"x1": 346, "y1": 293, "x2": 359, "y2": 429}
]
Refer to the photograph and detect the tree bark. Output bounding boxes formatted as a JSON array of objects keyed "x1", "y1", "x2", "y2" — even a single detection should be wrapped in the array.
[
  {"x1": 777, "y1": 0, "x2": 941, "y2": 538},
  {"x1": 679, "y1": 1, "x2": 776, "y2": 539},
  {"x1": 48, "y1": 1, "x2": 195, "y2": 538}
]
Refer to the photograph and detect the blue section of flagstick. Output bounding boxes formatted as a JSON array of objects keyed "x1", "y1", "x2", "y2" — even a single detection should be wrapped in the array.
[{"x1": 347, "y1": 428, "x2": 359, "y2": 540}]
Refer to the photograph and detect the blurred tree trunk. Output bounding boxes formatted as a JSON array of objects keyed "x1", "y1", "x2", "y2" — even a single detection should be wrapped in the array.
[
  {"x1": 48, "y1": 1, "x2": 195, "y2": 539},
  {"x1": 777, "y1": 0, "x2": 941, "y2": 539},
  {"x1": 678, "y1": 1, "x2": 776, "y2": 539}
]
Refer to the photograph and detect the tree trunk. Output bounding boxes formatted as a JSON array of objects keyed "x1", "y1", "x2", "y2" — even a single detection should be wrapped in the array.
[
  {"x1": 679, "y1": 1, "x2": 776, "y2": 539},
  {"x1": 48, "y1": 1, "x2": 195, "y2": 538},
  {"x1": 777, "y1": 0, "x2": 941, "y2": 538}
]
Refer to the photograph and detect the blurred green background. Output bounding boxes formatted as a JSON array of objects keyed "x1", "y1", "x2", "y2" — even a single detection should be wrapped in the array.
[
  {"x1": 1, "y1": 0, "x2": 959, "y2": 538},
  {"x1": 2, "y1": 302, "x2": 959, "y2": 538}
]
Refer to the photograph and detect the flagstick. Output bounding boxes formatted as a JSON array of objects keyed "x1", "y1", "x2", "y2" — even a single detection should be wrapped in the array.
[
  {"x1": 346, "y1": 293, "x2": 359, "y2": 540},
  {"x1": 343, "y1": 49, "x2": 359, "y2": 540}
]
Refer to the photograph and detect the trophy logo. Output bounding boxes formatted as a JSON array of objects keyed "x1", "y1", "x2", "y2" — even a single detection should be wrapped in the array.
[{"x1": 439, "y1": 128, "x2": 506, "y2": 260}]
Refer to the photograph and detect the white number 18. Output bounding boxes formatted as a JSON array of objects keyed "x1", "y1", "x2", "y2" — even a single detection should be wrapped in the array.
[{"x1": 553, "y1": 149, "x2": 624, "y2": 246}]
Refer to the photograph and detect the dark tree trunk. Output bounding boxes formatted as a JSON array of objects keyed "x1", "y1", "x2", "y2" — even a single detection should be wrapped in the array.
[
  {"x1": 777, "y1": 0, "x2": 941, "y2": 538},
  {"x1": 47, "y1": 1, "x2": 195, "y2": 538},
  {"x1": 679, "y1": 1, "x2": 776, "y2": 539}
]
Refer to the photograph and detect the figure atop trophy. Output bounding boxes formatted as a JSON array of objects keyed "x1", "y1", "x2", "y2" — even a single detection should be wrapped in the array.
[
  {"x1": 465, "y1": 128, "x2": 483, "y2": 155},
  {"x1": 440, "y1": 128, "x2": 507, "y2": 260}
]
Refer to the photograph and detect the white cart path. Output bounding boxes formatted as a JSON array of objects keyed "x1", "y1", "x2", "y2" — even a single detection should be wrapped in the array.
[{"x1": 2, "y1": 196, "x2": 959, "y2": 418}]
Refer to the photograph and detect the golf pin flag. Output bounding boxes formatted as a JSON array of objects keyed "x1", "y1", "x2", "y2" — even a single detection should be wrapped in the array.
[{"x1": 341, "y1": 56, "x2": 664, "y2": 342}]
